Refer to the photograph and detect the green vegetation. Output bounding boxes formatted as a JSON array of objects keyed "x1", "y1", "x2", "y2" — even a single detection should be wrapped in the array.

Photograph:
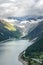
[
  {"x1": 21, "y1": 36, "x2": 43, "y2": 65},
  {"x1": 0, "y1": 20, "x2": 21, "y2": 42},
  {"x1": 21, "y1": 52, "x2": 43, "y2": 65}
]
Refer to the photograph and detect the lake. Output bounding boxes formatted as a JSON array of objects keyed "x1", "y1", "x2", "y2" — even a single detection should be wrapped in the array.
[{"x1": 0, "y1": 40, "x2": 32, "y2": 65}]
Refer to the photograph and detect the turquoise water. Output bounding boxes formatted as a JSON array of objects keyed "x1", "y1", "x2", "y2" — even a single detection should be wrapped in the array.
[{"x1": 0, "y1": 40, "x2": 32, "y2": 65}]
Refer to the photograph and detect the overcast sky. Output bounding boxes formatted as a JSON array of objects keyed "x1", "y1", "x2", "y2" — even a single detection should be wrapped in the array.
[{"x1": 0, "y1": 0, "x2": 43, "y2": 18}]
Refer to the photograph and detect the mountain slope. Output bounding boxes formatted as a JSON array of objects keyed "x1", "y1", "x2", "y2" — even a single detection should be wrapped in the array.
[
  {"x1": 21, "y1": 36, "x2": 43, "y2": 65},
  {"x1": 21, "y1": 21, "x2": 43, "y2": 58},
  {"x1": 0, "y1": 19, "x2": 21, "y2": 42},
  {"x1": 20, "y1": 21, "x2": 43, "y2": 65},
  {"x1": 25, "y1": 37, "x2": 43, "y2": 56},
  {"x1": 22, "y1": 21, "x2": 43, "y2": 40}
]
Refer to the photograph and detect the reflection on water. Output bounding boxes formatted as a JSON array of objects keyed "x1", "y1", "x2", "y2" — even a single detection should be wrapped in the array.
[{"x1": 0, "y1": 40, "x2": 32, "y2": 65}]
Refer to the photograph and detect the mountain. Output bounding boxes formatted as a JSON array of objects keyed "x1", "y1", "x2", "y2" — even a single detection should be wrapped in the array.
[
  {"x1": 25, "y1": 36, "x2": 43, "y2": 56},
  {"x1": 7, "y1": 18, "x2": 43, "y2": 38},
  {"x1": 5, "y1": 18, "x2": 39, "y2": 37},
  {"x1": 22, "y1": 21, "x2": 43, "y2": 40},
  {"x1": 23, "y1": 21, "x2": 43, "y2": 57},
  {"x1": 0, "y1": 19, "x2": 21, "y2": 42},
  {"x1": 21, "y1": 35, "x2": 43, "y2": 65},
  {"x1": 8, "y1": 16, "x2": 37, "y2": 21},
  {"x1": 20, "y1": 21, "x2": 43, "y2": 65},
  {"x1": 8, "y1": 16, "x2": 43, "y2": 21}
]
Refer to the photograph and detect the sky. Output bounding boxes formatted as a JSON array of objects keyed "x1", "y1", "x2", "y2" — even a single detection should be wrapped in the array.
[{"x1": 0, "y1": 0, "x2": 43, "y2": 18}]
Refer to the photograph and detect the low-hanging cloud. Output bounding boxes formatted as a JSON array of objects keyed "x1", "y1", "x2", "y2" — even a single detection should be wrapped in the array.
[{"x1": 0, "y1": 0, "x2": 43, "y2": 18}]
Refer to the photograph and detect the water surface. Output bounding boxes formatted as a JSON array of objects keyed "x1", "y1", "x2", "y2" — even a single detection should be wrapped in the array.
[{"x1": 0, "y1": 40, "x2": 32, "y2": 65}]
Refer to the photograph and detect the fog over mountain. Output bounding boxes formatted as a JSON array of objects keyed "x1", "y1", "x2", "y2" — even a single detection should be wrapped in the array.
[{"x1": 3, "y1": 18, "x2": 43, "y2": 37}]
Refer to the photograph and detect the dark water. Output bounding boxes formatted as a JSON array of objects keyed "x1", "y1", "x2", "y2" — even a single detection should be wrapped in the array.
[{"x1": 0, "y1": 40, "x2": 32, "y2": 65}]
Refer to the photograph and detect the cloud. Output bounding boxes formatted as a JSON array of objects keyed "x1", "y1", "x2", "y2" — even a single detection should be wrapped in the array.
[{"x1": 0, "y1": 0, "x2": 43, "y2": 18}]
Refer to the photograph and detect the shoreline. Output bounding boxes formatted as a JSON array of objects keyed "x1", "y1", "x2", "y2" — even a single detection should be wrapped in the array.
[
  {"x1": 18, "y1": 52, "x2": 43, "y2": 65},
  {"x1": 18, "y1": 52, "x2": 28, "y2": 65},
  {"x1": 0, "y1": 38, "x2": 14, "y2": 44},
  {"x1": 0, "y1": 38, "x2": 20, "y2": 44}
]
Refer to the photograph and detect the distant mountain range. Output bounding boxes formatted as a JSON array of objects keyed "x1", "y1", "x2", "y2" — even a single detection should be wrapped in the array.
[
  {"x1": 0, "y1": 19, "x2": 21, "y2": 42},
  {"x1": 8, "y1": 16, "x2": 43, "y2": 21}
]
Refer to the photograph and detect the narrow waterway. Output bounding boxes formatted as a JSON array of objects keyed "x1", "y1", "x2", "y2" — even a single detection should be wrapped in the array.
[{"x1": 0, "y1": 40, "x2": 32, "y2": 65}]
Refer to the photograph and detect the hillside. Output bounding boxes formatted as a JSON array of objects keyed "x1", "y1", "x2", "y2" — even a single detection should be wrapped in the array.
[
  {"x1": 21, "y1": 35, "x2": 43, "y2": 65},
  {"x1": 20, "y1": 21, "x2": 43, "y2": 65},
  {"x1": 0, "y1": 19, "x2": 21, "y2": 42},
  {"x1": 22, "y1": 21, "x2": 43, "y2": 40}
]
